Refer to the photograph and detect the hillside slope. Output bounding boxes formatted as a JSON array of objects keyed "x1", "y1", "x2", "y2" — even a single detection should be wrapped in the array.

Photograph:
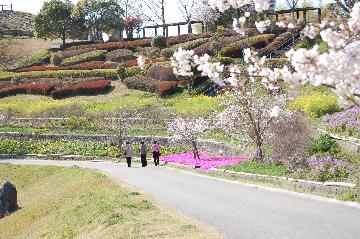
[{"x1": 0, "y1": 10, "x2": 34, "y2": 32}]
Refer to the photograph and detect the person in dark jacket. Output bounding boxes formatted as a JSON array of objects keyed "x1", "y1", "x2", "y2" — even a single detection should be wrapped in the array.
[
  {"x1": 140, "y1": 141, "x2": 147, "y2": 167},
  {"x1": 151, "y1": 141, "x2": 161, "y2": 166}
]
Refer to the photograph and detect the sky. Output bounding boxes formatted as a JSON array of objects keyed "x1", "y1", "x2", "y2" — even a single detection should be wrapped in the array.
[
  {"x1": 2, "y1": 0, "x2": 183, "y2": 22},
  {"x1": 2, "y1": 0, "x2": 329, "y2": 36}
]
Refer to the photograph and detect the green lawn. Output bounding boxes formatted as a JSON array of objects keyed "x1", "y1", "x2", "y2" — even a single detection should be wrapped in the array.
[
  {"x1": 0, "y1": 164, "x2": 220, "y2": 239},
  {"x1": 224, "y1": 161, "x2": 288, "y2": 177}
]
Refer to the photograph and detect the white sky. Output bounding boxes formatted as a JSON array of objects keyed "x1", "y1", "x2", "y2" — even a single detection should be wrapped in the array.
[{"x1": 2, "y1": 0, "x2": 330, "y2": 37}]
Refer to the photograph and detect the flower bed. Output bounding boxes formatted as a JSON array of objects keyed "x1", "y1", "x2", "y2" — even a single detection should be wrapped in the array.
[
  {"x1": 67, "y1": 39, "x2": 152, "y2": 51},
  {"x1": 323, "y1": 107, "x2": 360, "y2": 137},
  {"x1": 120, "y1": 58, "x2": 164, "y2": 68},
  {"x1": 161, "y1": 152, "x2": 248, "y2": 170}
]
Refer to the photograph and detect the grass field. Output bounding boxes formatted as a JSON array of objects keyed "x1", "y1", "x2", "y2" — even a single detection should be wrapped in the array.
[
  {"x1": 0, "y1": 38, "x2": 67, "y2": 68},
  {"x1": 0, "y1": 82, "x2": 221, "y2": 117},
  {"x1": 0, "y1": 164, "x2": 221, "y2": 239}
]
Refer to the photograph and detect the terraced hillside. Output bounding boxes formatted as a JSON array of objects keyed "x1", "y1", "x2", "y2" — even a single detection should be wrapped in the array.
[{"x1": 0, "y1": 24, "x2": 305, "y2": 115}]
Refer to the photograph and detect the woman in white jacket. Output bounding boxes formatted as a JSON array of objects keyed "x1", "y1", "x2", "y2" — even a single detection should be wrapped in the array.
[{"x1": 124, "y1": 142, "x2": 134, "y2": 167}]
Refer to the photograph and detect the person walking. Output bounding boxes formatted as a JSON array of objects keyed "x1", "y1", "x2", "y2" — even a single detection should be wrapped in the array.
[
  {"x1": 140, "y1": 141, "x2": 147, "y2": 167},
  {"x1": 152, "y1": 141, "x2": 161, "y2": 166},
  {"x1": 124, "y1": 142, "x2": 134, "y2": 167}
]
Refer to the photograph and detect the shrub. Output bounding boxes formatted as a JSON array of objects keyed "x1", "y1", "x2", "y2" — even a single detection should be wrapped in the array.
[
  {"x1": 7, "y1": 50, "x2": 50, "y2": 71},
  {"x1": 193, "y1": 42, "x2": 212, "y2": 55},
  {"x1": 51, "y1": 80, "x2": 112, "y2": 99},
  {"x1": 211, "y1": 57, "x2": 235, "y2": 65},
  {"x1": 269, "y1": 112, "x2": 314, "y2": 171},
  {"x1": 59, "y1": 48, "x2": 97, "y2": 59},
  {"x1": 151, "y1": 36, "x2": 166, "y2": 48},
  {"x1": 165, "y1": 32, "x2": 212, "y2": 46},
  {"x1": 106, "y1": 49, "x2": 136, "y2": 63},
  {"x1": 17, "y1": 61, "x2": 115, "y2": 72},
  {"x1": 15, "y1": 69, "x2": 118, "y2": 80},
  {"x1": 123, "y1": 75, "x2": 160, "y2": 93},
  {"x1": 61, "y1": 50, "x2": 107, "y2": 66},
  {"x1": 60, "y1": 40, "x2": 102, "y2": 49},
  {"x1": 147, "y1": 64, "x2": 177, "y2": 81},
  {"x1": 67, "y1": 39, "x2": 152, "y2": 51},
  {"x1": 50, "y1": 53, "x2": 63, "y2": 66},
  {"x1": 323, "y1": 107, "x2": 360, "y2": 137},
  {"x1": 309, "y1": 134, "x2": 341, "y2": 156},
  {"x1": 307, "y1": 156, "x2": 351, "y2": 182},
  {"x1": 289, "y1": 89, "x2": 341, "y2": 117},
  {"x1": 264, "y1": 58, "x2": 292, "y2": 69},
  {"x1": 156, "y1": 81, "x2": 181, "y2": 97},
  {"x1": 0, "y1": 82, "x2": 56, "y2": 98},
  {"x1": 218, "y1": 34, "x2": 275, "y2": 57},
  {"x1": 161, "y1": 38, "x2": 209, "y2": 58}
]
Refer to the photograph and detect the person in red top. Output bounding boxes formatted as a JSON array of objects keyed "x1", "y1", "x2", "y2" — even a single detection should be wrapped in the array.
[{"x1": 151, "y1": 141, "x2": 161, "y2": 166}]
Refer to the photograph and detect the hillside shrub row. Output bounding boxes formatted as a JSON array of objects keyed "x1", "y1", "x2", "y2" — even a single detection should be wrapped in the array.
[
  {"x1": 7, "y1": 50, "x2": 50, "y2": 72},
  {"x1": 165, "y1": 32, "x2": 212, "y2": 46},
  {"x1": 106, "y1": 49, "x2": 135, "y2": 63},
  {"x1": 161, "y1": 38, "x2": 209, "y2": 58},
  {"x1": 123, "y1": 75, "x2": 160, "y2": 93},
  {"x1": 258, "y1": 25, "x2": 305, "y2": 56},
  {"x1": 60, "y1": 40, "x2": 102, "y2": 49},
  {"x1": 17, "y1": 61, "x2": 117, "y2": 72},
  {"x1": 0, "y1": 82, "x2": 56, "y2": 98},
  {"x1": 147, "y1": 64, "x2": 177, "y2": 81},
  {"x1": 67, "y1": 38, "x2": 152, "y2": 51},
  {"x1": 60, "y1": 50, "x2": 107, "y2": 66},
  {"x1": 51, "y1": 79, "x2": 112, "y2": 99},
  {"x1": 120, "y1": 58, "x2": 164, "y2": 68},
  {"x1": 155, "y1": 81, "x2": 181, "y2": 97},
  {"x1": 13, "y1": 69, "x2": 118, "y2": 80},
  {"x1": 218, "y1": 34, "x2": 276, "y2": 57}
]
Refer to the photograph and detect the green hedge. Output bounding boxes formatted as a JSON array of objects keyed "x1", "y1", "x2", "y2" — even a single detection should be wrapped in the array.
[
  {"x1": 7, "y1": 50, "x2": 50, "y2": 72},
  {"x1": 16, "y1": 69, "x2": 118, "y2": 80},
  {"x1": 160, "y1": 38, "x2": 209, "y2": 58},
  {"x1": 106, "y1": 49, "x2": 136, "y2": 63},
  {"x1": 60, "y1": 50, "x2": 107, "y2": 66},
  {"x1": 60, "y1": 40, "x2": 102, "y2": 49},
  {"x1": 123, "y1": 75, "x2": 160, "y2": 93},
  {"x1": 218, "y1": 34, "x2": 275, "y2": 57}
]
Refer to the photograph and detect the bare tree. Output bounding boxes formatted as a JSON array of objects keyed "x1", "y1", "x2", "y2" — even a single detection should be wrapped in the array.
[
  {"x1": 119, "y1": 0, "x2": 143, "y2": 18},
  {"x1": 177, "y1": 0, "x2": 197, "y2": 33},
  {"x1": 144, "y1": 0, "x2": 166, "y2": 35}
]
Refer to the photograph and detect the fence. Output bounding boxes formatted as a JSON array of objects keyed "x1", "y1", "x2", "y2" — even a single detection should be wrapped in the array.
[{"x1": 0, "y1": 4, "x2": 12, "y2": 11}]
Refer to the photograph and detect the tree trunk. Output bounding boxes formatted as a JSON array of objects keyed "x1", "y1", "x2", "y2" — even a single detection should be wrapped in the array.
[{"x1": 192, "y1": 140, "x2": 200, "y2": 160}]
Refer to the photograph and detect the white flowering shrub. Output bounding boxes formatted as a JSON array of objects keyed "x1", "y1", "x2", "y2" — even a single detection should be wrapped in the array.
[{"x1": 168, "y1": 115, "x2": 211, "y2": 159}]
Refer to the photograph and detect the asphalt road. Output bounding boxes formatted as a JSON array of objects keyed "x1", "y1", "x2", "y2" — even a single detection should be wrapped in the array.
[{"x1": 1, "y1": 159, "x2": 360, "y2": 239}]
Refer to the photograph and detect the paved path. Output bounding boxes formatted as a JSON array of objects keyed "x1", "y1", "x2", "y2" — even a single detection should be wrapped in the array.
[{"x1": 2, "y1": 159, "x2": 360, "y2": 239}]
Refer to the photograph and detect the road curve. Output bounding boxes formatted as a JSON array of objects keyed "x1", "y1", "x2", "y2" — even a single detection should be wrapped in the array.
[{"x1": 1, "y1": 159, "x2": 360, "y2": 239}]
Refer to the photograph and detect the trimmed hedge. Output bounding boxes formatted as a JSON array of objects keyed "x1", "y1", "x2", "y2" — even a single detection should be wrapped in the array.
[
  {"x1": 15, "y1": 69, "x2": 118, "y2": 80},
  {"x1": 123, "y1": 75, "x2": 160, "y2": 93},
  {"x1": 218, "y1": 34, "x2": 276, "y2": 57},
  {"x1": 165, "y1": 32, "x2": 212, "y2": 46},
  {"x1": 147, "y1": 64, "x2": 177, "y2": 81},
  {"x1": 16, "y1": 61, "x2": 117, "y2": 72},
  {"x1": 60, "y1": 40, "x2": 102, "y2": 49},
  {"x1": 60, "y1": 50, "x2": 107, "y2": 66},
  {"x1": 156, "y1": 81, "x2": 180, "y2": 97},
  {"x1": 67, "y1": 39, "x2": 152, "y2": 51},
  {"x1": 264, "y1": 58, "x2": 292, "y2": 69},
  {"x1": 7, "y1": 50, "x2": 50, "y2": 72},
  {"x1": 0, "y1": 82, "x2": 56, "y2": 98},
  {"x1": 151, "y1": 35, "x2": 167, "y2": 48},
  {"x1": 51, "y1": 48, "x2": 97, "y2": 66},
  {"x1": 161, "y1": 38, "x2": 209, "y2": 58},
  {"x1": 51, "y1": 80, "x2": 112, "y2": 99},
  {"x1": 106, "y1": 49, "x2": 136, "y2": 63}
]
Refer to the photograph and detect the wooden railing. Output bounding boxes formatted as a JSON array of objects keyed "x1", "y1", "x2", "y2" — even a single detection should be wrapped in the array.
[{"x1": 0, "y1": 4, "x2": 12, "y2": 11}]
